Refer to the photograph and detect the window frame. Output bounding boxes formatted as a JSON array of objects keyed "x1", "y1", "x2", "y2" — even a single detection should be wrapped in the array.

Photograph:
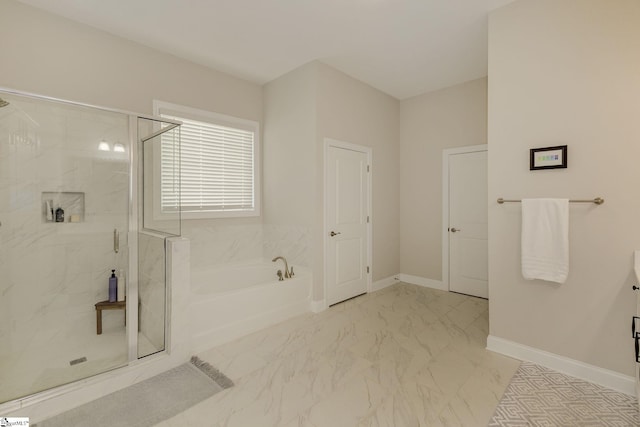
[{"x1": 153, "y1": 100, "x2": 261, "y2": 220}]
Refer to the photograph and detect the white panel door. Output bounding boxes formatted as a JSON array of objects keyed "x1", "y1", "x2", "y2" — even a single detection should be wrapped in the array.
[
  {"x1": 327, "y1": 145, "x2": 369, "y2": 306},
  {"x1": 449, "y1": 150, "x2": 488, "y2": 298},
  {"x1": 637, "y1": 293, "x2": 640, "y2": 406}
]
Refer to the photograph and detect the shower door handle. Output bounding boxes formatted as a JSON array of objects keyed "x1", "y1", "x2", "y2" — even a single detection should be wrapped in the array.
[{"x1": 114, "y1": 229, "x2": 119, "y2": 254}]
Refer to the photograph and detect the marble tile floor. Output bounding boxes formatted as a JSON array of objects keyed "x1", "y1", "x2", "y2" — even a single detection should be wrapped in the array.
[
  {"x1": 0, "y1": 324, "x2": 157, "y2": 404},
  {"x1": 156, "y1": 282, "x2": 522, "y2": 426}
]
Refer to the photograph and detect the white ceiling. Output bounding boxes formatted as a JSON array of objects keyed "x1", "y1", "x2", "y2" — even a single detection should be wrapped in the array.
[{"x1": 17, "y1": 0, "x2": 517, "y2": 100}]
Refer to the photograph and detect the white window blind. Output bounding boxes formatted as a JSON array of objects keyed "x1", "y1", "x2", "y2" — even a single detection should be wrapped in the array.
[{"x1": 160, "y1": 113, "x2": 257, "y2": 216}]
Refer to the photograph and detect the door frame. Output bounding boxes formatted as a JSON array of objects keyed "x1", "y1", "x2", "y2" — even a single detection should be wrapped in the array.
[
  {"x1": 323, "y1": 138, "x2": 373, "y2": 308},
  {"x1": 441, "y1": 144, "x2": 488, "y2": 292}
]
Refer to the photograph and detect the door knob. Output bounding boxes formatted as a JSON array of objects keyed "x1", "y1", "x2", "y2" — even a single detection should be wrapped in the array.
[
  {"x1": 330, "y1": 231, "x2": 341, "y2": 237},
  {"x1": 450, "y1": 227, "x2": 461, "y2": 233}
]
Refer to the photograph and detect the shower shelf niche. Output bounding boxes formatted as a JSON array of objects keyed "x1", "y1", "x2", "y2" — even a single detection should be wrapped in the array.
[{"x1": 42, "y1": 191, "x2": 85, "y2": 223}]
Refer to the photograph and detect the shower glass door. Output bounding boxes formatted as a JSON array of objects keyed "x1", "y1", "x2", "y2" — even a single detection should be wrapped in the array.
[
  {"x1": 0, "y1": 91, "x2": 130, "y2": 403},
  {"x1": 136, "y1": 117, "x2": 181, "y2": 359}
]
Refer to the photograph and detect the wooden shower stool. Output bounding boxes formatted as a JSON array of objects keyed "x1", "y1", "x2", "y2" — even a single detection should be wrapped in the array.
[{"x1": 94, "y1": 300, "x2": 126, "y2": 335}]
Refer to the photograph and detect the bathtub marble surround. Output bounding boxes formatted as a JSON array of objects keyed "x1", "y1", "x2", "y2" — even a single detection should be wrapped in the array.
[
  {"x1": 182, "y1": 222, "x2": 310, "y2": 271},
  {"x1": 184, "y1": 221, "x2": 312, "y2": 353},
  {"x1": 262, "y1": 224, "x2": 310, "y2": 268},
  {"x1": 183, "y1": 223, "x2": 263, "y2": 270},
  {"x1": 190, "y1": 263, "x2": 311, "y2": 352},
  {"x1": 157, "y1": 283, "x2": 522, "y2": 426}
]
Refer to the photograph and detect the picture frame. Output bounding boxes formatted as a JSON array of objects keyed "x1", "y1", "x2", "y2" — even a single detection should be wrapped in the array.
[{"x1": 530, "y1": 145, "x2": 567, "y2": 170}]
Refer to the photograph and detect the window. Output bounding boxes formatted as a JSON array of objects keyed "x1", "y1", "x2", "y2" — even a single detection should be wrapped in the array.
[{"x1": 154, "y1": 101, "x2": 260, "y2": 219}]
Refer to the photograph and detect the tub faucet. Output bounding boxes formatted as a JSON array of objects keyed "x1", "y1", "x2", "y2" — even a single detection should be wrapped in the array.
[{"x1": 272, "y1": 256, "x2": 292, "y2": 279}]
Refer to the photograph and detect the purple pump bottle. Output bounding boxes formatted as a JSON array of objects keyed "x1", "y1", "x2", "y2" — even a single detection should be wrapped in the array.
[{"x1": 109, "y1": 270, "x2": 118, "y2": 302}]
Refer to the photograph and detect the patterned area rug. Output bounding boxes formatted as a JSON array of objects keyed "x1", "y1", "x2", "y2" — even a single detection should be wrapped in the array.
[{"x1": 489, "y1": 362, "x2": 639, "y2": 426}]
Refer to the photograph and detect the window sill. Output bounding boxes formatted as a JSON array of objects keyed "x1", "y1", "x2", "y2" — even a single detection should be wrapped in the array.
[{"x1": 156, "y1": 209, "x2": 260, "y2": 220}]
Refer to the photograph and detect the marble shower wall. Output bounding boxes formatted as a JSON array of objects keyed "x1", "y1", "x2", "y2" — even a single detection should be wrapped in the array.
[
  {"x1": 138, "y1": 232, "x2": 166, "y2": 353},
  {"x1": 0, "y1": 95, "x2": 130, "y2": 368},
  {"x1": 182, "y1": 222, "x2": 310, "y2": 272}
]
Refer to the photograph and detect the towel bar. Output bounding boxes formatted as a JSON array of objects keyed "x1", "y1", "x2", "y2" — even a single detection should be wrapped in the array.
[{"x1": 497, "y1": 197, "x2": 604, "y2": 205}]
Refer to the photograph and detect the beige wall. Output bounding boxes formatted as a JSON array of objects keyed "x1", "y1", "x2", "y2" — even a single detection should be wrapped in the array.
[
  {"x1": 263, "y1": 62, "x2": 400, "y2": 300},
  {"x1": 5, "y1": 0, "x2": 639, "y2": 383},
  {"x1": 263, "y1": 64, "x2": 318, "y2": 227},
  {"x1": 0, "y1": 0, "x2": 266, "y2": 269},
  {"x1": 261, "y1": 64, "x2": 318, "y2": 270},
  {"x1": 0, "y1": 0, "x2": 262, "y2": 121},
  {"x1": 399, "y1": 78, "x2": 488, "y2": 280},
  {"x1": 1, "y1": 0, "x2": 401, "y2": 304},
  {"x1": 317, "y1": 63, "x2": 401, "y2": 285},
  {"x1": 263, "y1": 63, "x2": 321, "y2": 296},
  {"x1": 488, "y1": 0, "x2": 640, "y2": 376}
]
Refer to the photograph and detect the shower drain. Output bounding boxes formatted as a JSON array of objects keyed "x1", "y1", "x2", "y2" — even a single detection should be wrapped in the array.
[{"x1": 69, "y1": 356, "x2": 87, "y2": 366}]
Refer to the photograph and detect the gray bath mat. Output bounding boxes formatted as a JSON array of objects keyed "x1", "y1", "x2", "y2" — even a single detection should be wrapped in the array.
[
  {"x1": 489, "y1": 362, "x2": 639, "y2": 426},
  {"x1": 35, "y1": 357, "x2": 233, "y2": 427}
]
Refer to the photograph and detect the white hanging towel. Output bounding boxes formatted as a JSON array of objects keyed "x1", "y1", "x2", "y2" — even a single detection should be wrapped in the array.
[{"x1": 521, "y1": 198, "x2": 569, "y2": 283}]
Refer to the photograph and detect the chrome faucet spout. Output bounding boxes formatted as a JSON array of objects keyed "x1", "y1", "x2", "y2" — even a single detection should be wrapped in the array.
[{"x1": 272, "y1": 256, "x2": 292, "y2": 278}]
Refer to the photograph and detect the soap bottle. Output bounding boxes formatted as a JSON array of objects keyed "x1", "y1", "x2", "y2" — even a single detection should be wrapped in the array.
[
  {"x1": 117, "y1": 269, "x2": 126, "y2": 302},
  {"x1": 108, "y1": 270, "x2": 118, "y2": 302},
  {"x1": 55, "y1": 207, "x2": 64, "y2": 223}
]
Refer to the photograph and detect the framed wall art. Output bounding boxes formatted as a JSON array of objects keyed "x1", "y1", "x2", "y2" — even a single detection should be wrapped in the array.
[{"x1": 530, "y1": 145, "x2": 567, "y2": 170}]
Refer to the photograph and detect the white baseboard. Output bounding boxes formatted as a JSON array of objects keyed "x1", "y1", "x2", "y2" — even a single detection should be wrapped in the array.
[
  {"x1": 371, "y1": 274, "x2": 400, "y2": 292},
  {"x1": 398, "y1": 273, "x2": 447, "y2": 291},
  {"x1": 487, "y1": 335, "x2": 635, "y2": 396},
  {"x1": 310, "y1": 300, "x2": 326, "y2": 313}
]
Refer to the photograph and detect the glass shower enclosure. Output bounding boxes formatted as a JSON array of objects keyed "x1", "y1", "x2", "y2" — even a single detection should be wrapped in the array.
[
  {"x1": 0, "y1": 90, "x2": 180, "y2": 404},
  {"x1": 137, "y1": 116, "x2": 181, "y2": 359}
]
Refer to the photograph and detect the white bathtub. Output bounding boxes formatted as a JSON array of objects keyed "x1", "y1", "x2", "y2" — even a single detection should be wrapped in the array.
[{"x1": 189, "y1": 262, "x2": 311, "y2": 351}]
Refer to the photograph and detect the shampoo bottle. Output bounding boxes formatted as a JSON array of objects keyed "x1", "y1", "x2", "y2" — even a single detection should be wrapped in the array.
[
  {"x1": 46, "y1": 200, "x2": 54, "y2": 222},
  {"x1": 117, "y1": 269, "x2": 126, "y2": 302},
  {"x1": 55, "y1": 207, "x2": 64, "y2": 223},
  {"x1": 108, "y1": 270, "x2": 118, "y2": 302}
]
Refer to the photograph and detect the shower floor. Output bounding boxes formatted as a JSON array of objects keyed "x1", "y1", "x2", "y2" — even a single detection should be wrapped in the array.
[{"x1": 0, "y1": 326, "x2": 157, "y2": 404}]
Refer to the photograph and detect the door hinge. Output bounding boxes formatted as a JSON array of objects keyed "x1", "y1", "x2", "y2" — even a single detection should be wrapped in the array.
[
  {"x1": 367, "y1": 165, "x2": 370, "y2": 172},
  {"x1": 367, "y1": 215, "x2": 370, "y2": 223},
  {"x1": 367, "y1": 266, "x2": 370, "y2": 273}
]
